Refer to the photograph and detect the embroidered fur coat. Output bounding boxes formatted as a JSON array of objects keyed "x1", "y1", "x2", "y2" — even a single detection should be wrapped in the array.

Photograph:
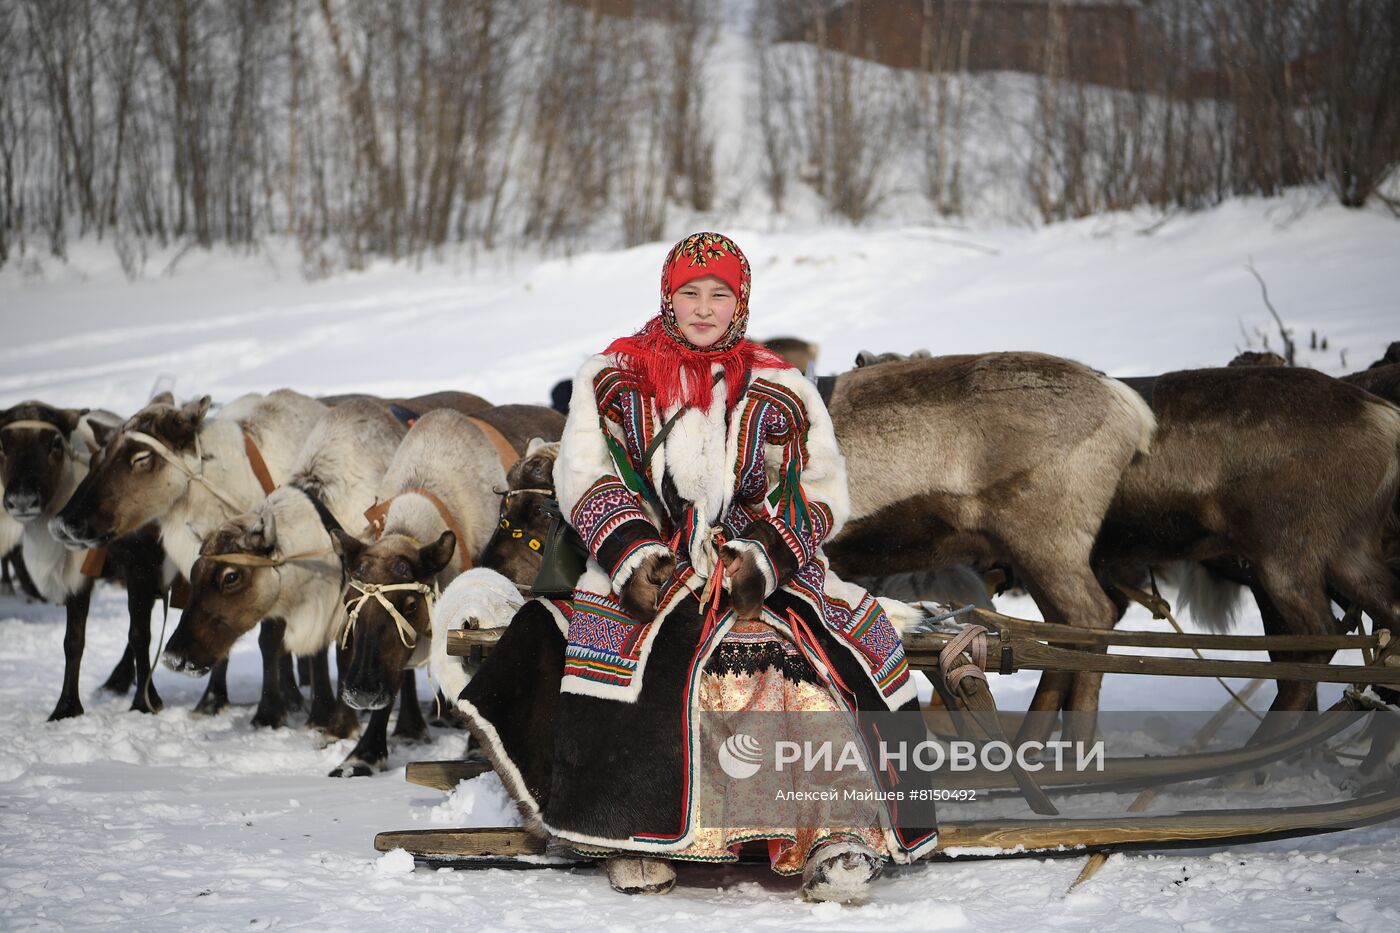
[{"x1": 458, "y1": 354, "x2": 938, "y2": 861}]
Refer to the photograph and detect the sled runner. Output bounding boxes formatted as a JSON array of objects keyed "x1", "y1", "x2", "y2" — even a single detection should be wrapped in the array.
[{"x1": 374, "y1": 786, "x2": 1400, "y2": 868}]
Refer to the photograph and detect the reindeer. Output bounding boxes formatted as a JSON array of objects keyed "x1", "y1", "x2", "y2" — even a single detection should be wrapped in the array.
[
  {"x1": 763, "y1": 337, "x2": 822, "y2": 375},
  {"x1": 1093, "y1": 366, "x2": 1400, "y2": 741},
  {"x1": 52, "y1": 390, "x2": 327, "y2": 726},
  {"x1": 317, "y1": 390, "x2": 490, "y2": 414},
  {"x1": 0, "y1": 402, "x2": 173, "y2": 719},
  {"x1": 818, "y1": 352, "x2": 1156, "y2": 729},
  {"x1": 160, "y1": 399, "x2": 408, "y2": 740},
  {"x1": 327, "y1": 410, "x2": 510, "y2": 777},
  {"x1": 474, "y1": 439, "x2": 561, "y2": 590}
]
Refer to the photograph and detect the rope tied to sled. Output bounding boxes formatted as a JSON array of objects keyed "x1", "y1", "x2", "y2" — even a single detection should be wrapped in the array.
[
  {"x1": 939, "y1": 623, "x2": 991, "y2": 692},
  {"x1": 341, "y1": 578, "x2": 438, "y2": 650}
]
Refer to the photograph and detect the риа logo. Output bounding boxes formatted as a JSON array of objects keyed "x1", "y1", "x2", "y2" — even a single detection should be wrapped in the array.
[{"x1": 717, "y1": 733, "x2": 764, "y2": 780}]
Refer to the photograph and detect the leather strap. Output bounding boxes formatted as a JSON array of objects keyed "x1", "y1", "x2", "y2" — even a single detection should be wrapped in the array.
[
  {"x1": 465, "y1": 417, "x2": 520, "y2": 473},
  {"x1": 80, "y1": 548, "x2": 108, "y2": 578},
  {"x1": 243, "y1": 431, "x2": 276, "y2": 495},
  {"x1": 364, "y1": 487, "x2": 473, "y2": 573}
]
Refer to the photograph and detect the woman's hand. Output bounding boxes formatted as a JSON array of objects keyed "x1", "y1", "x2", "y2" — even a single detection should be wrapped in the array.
[
  {"x1": 618, "y1": 550, "x2": 676, "y2": 624},
  {"x1": 721, "y1": 545, "x2": 765, "y2": 622}
]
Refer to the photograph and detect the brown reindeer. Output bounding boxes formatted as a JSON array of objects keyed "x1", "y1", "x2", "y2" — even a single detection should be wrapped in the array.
[
  {"x1": 763, "y1": 336, "x2": 822, "y2": 375},
  {"x1": 1344, "y1": 362, "x2": 1400, "y2": 580},
  {"x1": 317, "y1": 390, "x2": 491, "y2": 413},
  {"x1": 52, "y1": 391, "x2": 326, "y2": 726},
  {"x1": 1094, "y1": 366, "x2": 1400, "y2": 739},
  {"x1": 0, "y1": 401, "x2": 172, "y2": 719},
  {"x1": 476, "y1": 439, "x2": 561, "y2": 589},
  {"x1": 819, "y1": 352, "x2": 1156, "y2": 730},
  {"x1": 327, "y1": 410, "x2": 514, "y2": 776}
]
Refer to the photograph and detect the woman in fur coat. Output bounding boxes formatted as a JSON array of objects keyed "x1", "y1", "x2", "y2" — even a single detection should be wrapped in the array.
[{"x1": 458, "y1": 232, "x2": 937, "y2": 903}]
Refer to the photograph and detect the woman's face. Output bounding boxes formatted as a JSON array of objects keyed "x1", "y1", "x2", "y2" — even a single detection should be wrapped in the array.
[{"x1": 671, "y1": 275, "x2": 737, "y2": 348}]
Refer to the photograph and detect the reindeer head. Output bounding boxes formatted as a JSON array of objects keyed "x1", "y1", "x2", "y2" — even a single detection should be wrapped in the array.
[
  {"x1": 0, "y1": 402, "x2": 85, "y2": 523},
  {"x1": 478, "y1": 439, "x2": 558, "y2": 588},
  {"x1": 53, "y1": 396, "x2": 211, "y2": 548},
  {"x1": 162, "y1": 512, "x2": 281, "y2": 675},
  {"x1": 333, "y1": 528, "x2": 455, "y2": 710},
  {"x1": 853, "y1": 349, "x2": 931, "y2": 368}
]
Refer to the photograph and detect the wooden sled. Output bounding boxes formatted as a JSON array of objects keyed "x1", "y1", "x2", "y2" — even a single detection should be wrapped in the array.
[{"x1": 382, "y1": 610, "x2": 1398, "y2": 871}]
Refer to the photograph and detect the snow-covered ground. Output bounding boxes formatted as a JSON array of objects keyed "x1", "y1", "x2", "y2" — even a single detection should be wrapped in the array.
[{"x1": 3, "y1": 194, "x2": 1399, "y2": 929}]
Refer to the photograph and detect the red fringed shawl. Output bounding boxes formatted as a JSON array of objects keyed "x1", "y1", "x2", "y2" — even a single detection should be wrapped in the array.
[{"x1": 605, "y1": 318, "x2": 791, "y2": 413}]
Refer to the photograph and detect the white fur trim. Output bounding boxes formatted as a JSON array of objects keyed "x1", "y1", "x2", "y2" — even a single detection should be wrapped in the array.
[
  {"x1": 652, "y1": 365, "x2": 730, "y2": 525},
  {"x1": 456, "y1": 693, "x2": 547, "y2": 830},
  {"x1": 874, "y1": 596, "x2": 928, "y2": 638},
  {"x1": 609, "y1": 541, "x2": 672, "y2": 593},
  {"x1": 721, "y1": 538, "x2": 776, "y2": 598},
  {"x1": 554, "y1": 356, "x2": 623, "y2": 527},
  {"x1": 430, "y1": 567, "x2": 526, "y2": 704}
]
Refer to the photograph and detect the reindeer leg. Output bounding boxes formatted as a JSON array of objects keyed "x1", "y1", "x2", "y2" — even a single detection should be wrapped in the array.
[
  {"x1": 9, "y1": 547, "x2": 42, "y2": 601},
  {"x1": 100, "y1": 644, "x2": 136, "y2": 695},
  {"x1": 193, "y1": 659, "x2": 231, "y2": 716},
  {"x1": 48, "y1": 582, "x2": 94, "y2": 721},
  {"x1": 124, "y1": 555, "x2": 162, "y2": 714},
  {"x1": 250, "y1": 619, "x2": 290, "y2": 729},
  {"x1": 297, "y1": 655, "x2": 313, "y2": 691},
  {"x1": 309, "y1": 647, "x2": 360, "y2": 739},
  {"x1": 330, "y1": 702, "x2": 393, "y2": 778},
  {"x1": 279, "y1": 650, "x2": 304, "y2": 713},
  {"x1": 428, "y1": 688, "x2": 466, "y2": 729},
  {"x1": 1247, "y1": 568, "x2": 1336, "y2": 745},
  {"x1": 393, "y1": 668, "x2": 429, "y2": 743},
  {"x1": 1015, "y1": 551, "x2": 1120, "y2": 747},
  {"x1": 1329, "y1": 546, "x2": 1400, "y2": 638},
  {"x1": 0, "y1": 552, "x2": 12, "y2": 596}
]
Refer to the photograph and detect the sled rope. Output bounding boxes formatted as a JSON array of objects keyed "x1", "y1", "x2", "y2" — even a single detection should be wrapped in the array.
[
  {"x1": 143, "y1": 588, "x2": 173, "y2": 712},
  {"x1": 1115, "y1": 576, "x2": 1263, "y2": 722},
  {"x1": 932, "y1": 622, "x2": 1058, "y2": 816}
]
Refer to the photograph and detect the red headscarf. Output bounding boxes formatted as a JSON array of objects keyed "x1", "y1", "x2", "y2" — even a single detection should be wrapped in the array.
[{"x1": 604, "y1": 232, "x2": 791, "y2": 412}]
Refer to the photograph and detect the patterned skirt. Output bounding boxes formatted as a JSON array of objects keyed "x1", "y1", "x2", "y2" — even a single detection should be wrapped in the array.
[{"x1": 666, "y1": 618, "x2": 891, "y2": 875}]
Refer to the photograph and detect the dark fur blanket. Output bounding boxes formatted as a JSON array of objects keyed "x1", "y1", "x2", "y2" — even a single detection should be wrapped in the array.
[{"x1": 459, "y1": 591, "x2": 938, "y2": 859}]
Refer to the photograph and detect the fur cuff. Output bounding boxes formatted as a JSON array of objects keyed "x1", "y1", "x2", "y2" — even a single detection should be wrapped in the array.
[
  {"x1": 721, "y1": 538, "x2": 777, "y2": 599},
  {"x1": 610, "y1": 541, "x2": 672, "y2": 593}
]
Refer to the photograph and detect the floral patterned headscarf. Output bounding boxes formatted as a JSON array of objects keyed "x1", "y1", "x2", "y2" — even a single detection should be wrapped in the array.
[{"x1": 658, "y1": 232, "x2": 751, "y2": 353}]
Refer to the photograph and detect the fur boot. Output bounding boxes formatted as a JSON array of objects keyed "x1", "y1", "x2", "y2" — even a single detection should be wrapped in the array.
[
  {"x1": 605, "y1": 857, "x2": 677, "y2": 895},
  {"x1": 800, "y1": 841, "x2": 884, "y2": 904}
]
